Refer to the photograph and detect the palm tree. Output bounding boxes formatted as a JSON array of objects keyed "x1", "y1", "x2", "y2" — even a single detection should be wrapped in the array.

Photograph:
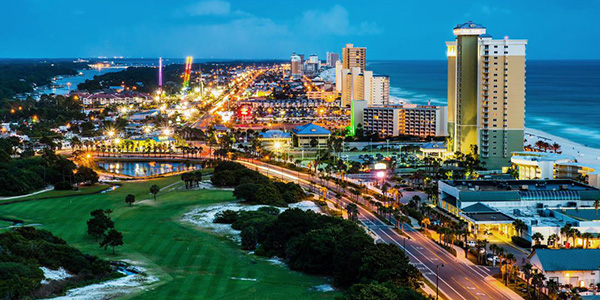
[
  {"x1": 531, "y1": 272, "x2": 546, "y2": 300},
  {"x1": 522, "y1": 263, "x2": 533, "y2": 294},
  {"x1": 504, "y1": 253, "x2": 516, "y2": 285},
  {"x1": 513, "y1": 219, "x2": 527, "y2": 237},
  {"x1": 531, "y1": 232, "x2": 544, "y2": 246},
  {"x1": 581, "y1": 232, "x2": 593, "y2": 249},
  {"x1": 560, "y1": 224, "x2": 572, "y2": 247},
  {"x1": 345, "y1": 203, "x2": 358, "y2": 222},
  {"x1": 571, "y1": 229, "x2": 581, "y2": 247},
  {"x1": 548, "y1": 234, "x2": 559, "y2": 248},
  {"x1": 475, "y1": 239, "x2": 488, "y2": 264},
  {"x1": 398, "y1": 215, "x2": 410, "y2": 234},
  {"x1": 551, "y1": 142, "x2": 561, "y2": 153},
  {"x1": 546, "y1": 279, "x2": 559, "y2": 300}
]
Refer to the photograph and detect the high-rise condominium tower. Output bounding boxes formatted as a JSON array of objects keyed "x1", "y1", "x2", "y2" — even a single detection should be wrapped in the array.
[
  {"x1": 290, "y1": 53, "x2": 303, "y2": 79},
  {"x1": 342, "y1": 44, "x2": 366, "y2": 71},
  {"x1": 447, "y1": 21, "x2": 527, "y2": 169}
]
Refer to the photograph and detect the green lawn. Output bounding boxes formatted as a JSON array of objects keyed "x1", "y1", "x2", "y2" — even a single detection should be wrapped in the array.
[
  {"x1": 10, "y1": 184, "x2": 112, "y2": 202},
  {"x1": 0, "y1": 175, "x2": 338, "y2": 300}
]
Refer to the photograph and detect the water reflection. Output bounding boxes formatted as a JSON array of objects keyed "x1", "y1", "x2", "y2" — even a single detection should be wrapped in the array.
[{"x1": 98, "y1": 162, "x2": 201, "y2": 177}]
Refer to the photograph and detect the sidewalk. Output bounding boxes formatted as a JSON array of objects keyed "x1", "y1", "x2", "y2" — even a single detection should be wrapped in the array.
[
  {"x1": 0, "y1": 186, "x2": 53, "y2": 201},
  {"x1": 486, "y1": 277, "x2": 526, "y2": 300}
]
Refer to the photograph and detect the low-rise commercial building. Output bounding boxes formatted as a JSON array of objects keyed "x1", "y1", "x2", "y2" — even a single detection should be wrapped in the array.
[
  {"x1": 439, "y1": 179, "x2": 600, "y2": 245},
  {"x1": 81, "y1": 91, "x2": 150, "y2": 106},
  {"x1": 530, "y1": 249, "x2": 600, "y2": 288},
  {"x1": 292, "y1": 123, "x2": 331, "y2": 149},
  {"x1": 258, "y1": 130, "x2": 292, "y2": 150},
  {"x1": 511, "y1": 151, "x2": 599, "y2": 188}
]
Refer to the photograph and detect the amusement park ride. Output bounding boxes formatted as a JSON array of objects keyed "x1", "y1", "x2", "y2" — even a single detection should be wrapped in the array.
[{"x1": 156, "y1": 56, "x2": 205, "y2": 101}]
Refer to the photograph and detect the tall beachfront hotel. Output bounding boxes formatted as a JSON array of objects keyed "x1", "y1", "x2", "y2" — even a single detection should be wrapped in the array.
[{"x1": 446, "y1": 21, "x2": 527, "y2": 169}]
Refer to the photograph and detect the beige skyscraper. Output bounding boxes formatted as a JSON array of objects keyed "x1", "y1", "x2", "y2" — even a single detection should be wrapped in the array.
[
  {"x1": 290, "y1": 53, "x2": 303, "y2": 79},
  {"x1": 342, "y1": 43, "x2": 366, "y2": 71},
  {"x1": 447, "y1": 21, "x2": 527, "y2": 169}
]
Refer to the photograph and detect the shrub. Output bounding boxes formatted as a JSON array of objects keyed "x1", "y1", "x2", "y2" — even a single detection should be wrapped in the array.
[
  {"x1": 54, "y1": 181, "x2": 73, "y2": 190},
  {"x1": 434, "y1": 241, "x2": 457, "y2": 257},
  {"x1": 214, "y1": 210, "x2": 239, "y2": 224},
  {"x1": 511, "y1": 236, "x2": 532, "y2": 248}
]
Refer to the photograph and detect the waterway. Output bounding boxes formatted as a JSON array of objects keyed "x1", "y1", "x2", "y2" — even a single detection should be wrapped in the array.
[
  {"x1": 98, "y1": 161, "x2": 202, "y2": 177},
  {"x1": 36, "y1": 67, "x2": 125, "y2": 95}
]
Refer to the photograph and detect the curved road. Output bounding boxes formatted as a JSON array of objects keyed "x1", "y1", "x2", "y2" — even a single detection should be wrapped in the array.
[{"x1": 237, "y1": 159, "x2": 521, "y2": 300}]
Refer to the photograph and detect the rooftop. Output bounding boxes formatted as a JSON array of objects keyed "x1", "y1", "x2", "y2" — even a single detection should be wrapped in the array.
[
  {"x1": 292, "y1": 123, "x2": 331, "y2": 136},
  {"x1": 259, "y1": 130, "x2": 291, "y2": 139},
  {"x1": 445, "y1": 179, "x2": 596, "y2": 192},
  {"x1": 531, "y1": 249, "x2": 600, "y2": 272},
  {"x1": 553, "y1": 208, "x2": 600, "y2": 221},
  {"x1": 454, "y1": 21, "x2": 486, "y2": 30}
]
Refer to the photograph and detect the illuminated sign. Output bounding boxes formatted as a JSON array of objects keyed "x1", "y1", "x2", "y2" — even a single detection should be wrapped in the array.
[
  {"x1": 238, "y1": 105, "x2": 252, "y2": 118},
  {"x1": 374, "y1": 163, "x2": 387, "y2": 170}
]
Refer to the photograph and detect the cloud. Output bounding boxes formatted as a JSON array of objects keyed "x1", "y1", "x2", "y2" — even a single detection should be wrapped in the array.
[
  {"x1": 299, "y1": 5, "x2": 381, "y2": 36},
  {"x1": 188, "y1": 0, "x2": 231, "y2": 16}
]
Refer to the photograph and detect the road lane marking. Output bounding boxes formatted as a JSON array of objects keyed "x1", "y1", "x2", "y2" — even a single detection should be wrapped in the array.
[
  {"x1": 373, "y1": 228, "x2": 467, "y2": 300},
  {"x1": 452, "y1": 277, "x2": 479, "y2": 300},
  {"x1": 246, "y1": 162, "x2": 513, "y2": 300}
]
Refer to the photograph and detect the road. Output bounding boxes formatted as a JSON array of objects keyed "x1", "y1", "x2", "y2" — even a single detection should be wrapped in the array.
[{"x1": 238, "y1": 159, "x2": 521, "y2": 300}]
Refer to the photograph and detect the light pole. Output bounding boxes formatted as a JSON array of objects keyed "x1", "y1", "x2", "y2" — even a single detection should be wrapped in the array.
[{"x1": 436, "y1": 264, "x2": 444, "y2": 300}]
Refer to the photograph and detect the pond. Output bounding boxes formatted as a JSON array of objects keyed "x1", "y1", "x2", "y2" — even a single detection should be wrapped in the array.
[{"x1": 98, "y1": 162, "x2": 202, "y2": 177}]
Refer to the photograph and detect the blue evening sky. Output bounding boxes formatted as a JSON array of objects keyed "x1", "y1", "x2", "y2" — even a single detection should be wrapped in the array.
[{"x1": 2, "y1": 0, "x2": 598, "y2": 60}]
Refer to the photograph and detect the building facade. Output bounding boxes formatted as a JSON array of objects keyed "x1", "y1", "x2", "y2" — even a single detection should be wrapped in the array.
[
  {"x1": 326, "y1": 52, "x2": 340, "y2": 68},
  {"x1": 447, "y1": 21, "x2": 527, "y2": 169},
  {"x1": 370, "y1": 75, "x2": 390, "y2": 106},
  {"x1": 342, "y1": 43, "x2": 366, "y2": 71},
  {"x1": 292, "y1": 123, "x2": 331, "y2": 149},
  {"x1": 363, "y1": 104, "x2": 447, "y2": 137},
  {"x1": 290, "y1": 53, "x2": 303, "y2": 79},
  {"x1": 530, "y1": 249, "x2": 600, "y2": 289},
  {"x1": 511, "y1": 152, "x2": 599, "y2": 188}
]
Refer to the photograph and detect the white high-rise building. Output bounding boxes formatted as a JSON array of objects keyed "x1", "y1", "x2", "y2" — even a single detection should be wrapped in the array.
[
  {"x1": 335, "y1": 60, "x2": 343, "y2": 92},
  {"x1": 326, "y1": 52, "x2": 340, "y2": 67},
  {"x1": 370, "y1": 75, "x2": 390, "y2": 106}
]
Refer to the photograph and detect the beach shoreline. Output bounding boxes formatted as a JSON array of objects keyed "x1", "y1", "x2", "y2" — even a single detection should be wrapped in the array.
[{"x1": 524, "y1": 127, "x2": 600, "y2": 169}]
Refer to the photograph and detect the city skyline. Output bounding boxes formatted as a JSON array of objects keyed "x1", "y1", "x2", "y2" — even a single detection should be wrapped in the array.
[{"x1": 2, "y1": 0, "x2": 600, "y2": 60}]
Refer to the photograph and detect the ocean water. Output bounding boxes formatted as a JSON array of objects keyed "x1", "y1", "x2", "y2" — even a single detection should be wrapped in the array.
[{"x1": 368, "y1": 60, "x2": 600, "y2": 149}]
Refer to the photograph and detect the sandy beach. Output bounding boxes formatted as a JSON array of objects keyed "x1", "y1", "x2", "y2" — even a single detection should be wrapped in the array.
[{"x1": 525, "y1": 128, "x2": 600, "y2": 169}]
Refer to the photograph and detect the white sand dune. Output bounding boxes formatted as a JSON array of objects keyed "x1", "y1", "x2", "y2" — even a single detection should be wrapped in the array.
[
  {"x1": 41, "y1": 266, "x2": 158, "y2": 300},
  {"x1": 40, "y1": 267, "x2": 72, "y2": 284}
]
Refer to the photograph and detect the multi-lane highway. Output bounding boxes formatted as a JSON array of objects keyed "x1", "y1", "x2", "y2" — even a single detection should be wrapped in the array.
[{"x1": 237, "y1": 159, "x2": 522, "y2": 300}]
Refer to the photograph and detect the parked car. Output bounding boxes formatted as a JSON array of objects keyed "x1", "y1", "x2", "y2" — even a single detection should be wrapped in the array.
[
  {"x1": 486, "y1": 253, "x2": 499, "y2": 263},
  {"x1": 467, "y1": 240, "x2": 477, "y2": 248}
]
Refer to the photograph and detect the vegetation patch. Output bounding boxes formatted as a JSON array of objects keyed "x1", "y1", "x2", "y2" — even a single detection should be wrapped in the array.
[{"x1": 0, "y1": 227, "x2": 112, "y2": 300}]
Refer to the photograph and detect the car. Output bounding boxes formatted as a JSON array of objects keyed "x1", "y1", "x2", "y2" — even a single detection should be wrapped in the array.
[
  {"x1": 466, "y1": 240, "x2": 477, "y2": 248},
  {"x1": 486, "y1": 253, "x2": 499, "y2": 262}
]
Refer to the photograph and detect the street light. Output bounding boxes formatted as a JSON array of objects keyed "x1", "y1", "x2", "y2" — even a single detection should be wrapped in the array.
[{"x1": 436, "y1": 264, "x2": 444, "y2": 300}]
